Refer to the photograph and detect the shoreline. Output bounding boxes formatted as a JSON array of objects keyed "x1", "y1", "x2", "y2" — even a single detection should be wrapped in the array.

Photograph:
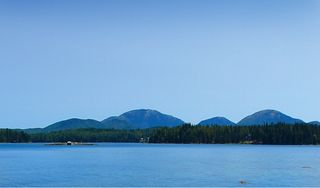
[{"x1": 0, "y1": 142, "x2": 319, "y2": 146}]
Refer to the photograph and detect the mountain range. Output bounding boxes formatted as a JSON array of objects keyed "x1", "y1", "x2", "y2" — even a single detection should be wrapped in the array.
[
  {"x1": 25, "y1": 109, "x2": 184, "y2": 133},
  {"x1": 23, "y1": 109, "x2": 319, "y2": 133}
]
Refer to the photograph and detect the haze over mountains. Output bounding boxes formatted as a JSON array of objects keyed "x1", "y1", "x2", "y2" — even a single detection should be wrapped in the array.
[
  {"x1": 23, "y1": 109, "x2": 319, "y2": 133},
  {"x1": 309, "y1": 121, "x2": 320, "y2": 125}
]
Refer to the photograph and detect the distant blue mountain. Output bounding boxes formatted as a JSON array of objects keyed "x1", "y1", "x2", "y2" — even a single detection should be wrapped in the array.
[
  {"x1": 102, "y1": 109, "x2": 184, "y2": 129},
  {"x1": 198, "y1": 117, "x2": 235, "y2": 126},
  {"x1": 23, "y1": 109, "x2": 185, "y2": 133},
  {"x1": 22, "y1": 128, "x2": 43, "y2": 134},
  {"x1": 101, "y1": 116, "x2": 132, "y2": 129},
  {"x1": 43, "y1": 118, "x2": 104, "y2": 132},
  {"x1": 309, "y1": 121, "x2": 320, "y2": 125},
  {"x1": 238, "y1": 109, "x2": 304, "y2": 126}
]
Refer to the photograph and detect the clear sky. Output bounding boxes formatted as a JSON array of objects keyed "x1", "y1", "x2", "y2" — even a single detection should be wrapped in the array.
[{"x1": 1, "y1": 0, "x2": 320, "y2": 128}]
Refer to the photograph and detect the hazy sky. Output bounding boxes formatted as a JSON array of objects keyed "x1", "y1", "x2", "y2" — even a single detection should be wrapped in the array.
[{"x1": 1, "y1": 0, "x2": 320, "y2": 128}]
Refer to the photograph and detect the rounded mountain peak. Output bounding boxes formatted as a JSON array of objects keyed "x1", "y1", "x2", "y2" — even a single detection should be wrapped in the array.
[
  {"x1": 112, "y1": 109, "x2": 184, "y2": 129},
  {"x1": 238, "y1": 109, "x2": 304, "y2": 126},
  {"x1": 198, "y1": 116, "x2": 235, "y2": 126}
]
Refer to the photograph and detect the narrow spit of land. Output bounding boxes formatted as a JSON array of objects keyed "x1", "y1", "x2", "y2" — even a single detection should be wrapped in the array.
[{"x1": 45, "y1": 141, "x2": 95, "y2": 146}]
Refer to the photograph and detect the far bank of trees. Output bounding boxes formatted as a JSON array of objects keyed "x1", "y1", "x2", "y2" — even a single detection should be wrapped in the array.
[
  {"x1": 0, "y1": 129, "x2": 30, "y2": 143},
  {"x1": 30, "y1": 128, "x2": 151, "y2": 143},
  {"x1": 1, "y1": 123, "x2": 320, "y2": 145},
  {"x1": 149, "y1": 124, "x2": 320, "y2": 145}
]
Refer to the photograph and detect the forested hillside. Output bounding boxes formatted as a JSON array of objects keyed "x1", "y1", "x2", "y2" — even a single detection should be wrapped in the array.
[{"x1": 0, "y1": 129, "x2": 30, "y2": 143}]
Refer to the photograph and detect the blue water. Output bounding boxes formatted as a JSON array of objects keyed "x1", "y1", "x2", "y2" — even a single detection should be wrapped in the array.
[{"x1": 0, "y1": 143, "x2": 320, "y2": 187}]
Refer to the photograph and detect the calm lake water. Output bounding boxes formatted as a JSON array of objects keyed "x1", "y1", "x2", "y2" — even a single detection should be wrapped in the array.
[{"x1": 0, "y1": 143, "x2": 320, "y2": 187}]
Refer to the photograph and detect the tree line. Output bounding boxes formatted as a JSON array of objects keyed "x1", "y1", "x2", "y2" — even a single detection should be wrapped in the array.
[
  {"x1": 1, "y1": 123, "x2": 320, "y2": 144},
  {"x1": 0, "y1": 129, "x2": 30, "y2": 143},
  {"x1": 149, "y1": 123, "x2": 320, "y2": 145},
  {"x1": 29, "y1": 128, "x2": 151, "y2": 143}
]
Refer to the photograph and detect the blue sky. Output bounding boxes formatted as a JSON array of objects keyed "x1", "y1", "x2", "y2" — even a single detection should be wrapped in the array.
[{"x1": 1, "y1": 0, "x2": 320, "y2": 128}]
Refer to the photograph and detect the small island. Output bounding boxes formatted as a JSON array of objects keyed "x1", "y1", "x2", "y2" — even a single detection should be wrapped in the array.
[{"x1": 45, "y1": 141, "x2": 95, "y2": 146}]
